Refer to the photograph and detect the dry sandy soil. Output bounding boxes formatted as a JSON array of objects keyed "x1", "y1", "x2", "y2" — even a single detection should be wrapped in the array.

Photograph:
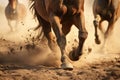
[{"x1": 0, "y1": 0, "x2": 120, "y2": 80}]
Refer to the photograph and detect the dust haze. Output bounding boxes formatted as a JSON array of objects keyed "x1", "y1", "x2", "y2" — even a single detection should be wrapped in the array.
[
  {"x1": 0, "y1": 0, "x2": 120, "y2": 80},
  {"x1": 0, "y1": 0, "x2": 119, "y2": 66}
]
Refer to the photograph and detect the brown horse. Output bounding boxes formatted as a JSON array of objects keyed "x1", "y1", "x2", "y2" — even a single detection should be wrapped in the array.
[
  {"x1": 93, "y1": 0, "x2": 120, "y2": 44},
  {"x1": 30, "y1": 0, "x2": 88, "y2": 70},
  {"x1": 5, "y1": 0, "x2": 27, "y2": 31}
]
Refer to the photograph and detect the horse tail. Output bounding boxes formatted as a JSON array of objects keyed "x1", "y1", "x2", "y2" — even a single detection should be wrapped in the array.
[
  {"x1": 29, "y1": 0, "x2": 36, "y2": 17},
  {"x1": 28, "y1": 0, "x2": 44, "y2": 40}
]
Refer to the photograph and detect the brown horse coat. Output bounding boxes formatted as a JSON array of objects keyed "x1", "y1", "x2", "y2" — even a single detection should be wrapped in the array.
[{"x1": 30, "y1": 0, "x2": 88, "y2": 70}]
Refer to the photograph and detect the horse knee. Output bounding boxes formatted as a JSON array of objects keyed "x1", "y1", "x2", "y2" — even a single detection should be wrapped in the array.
[{"x1": 79, "y1": 31, "x2": 88, "y2": 40}]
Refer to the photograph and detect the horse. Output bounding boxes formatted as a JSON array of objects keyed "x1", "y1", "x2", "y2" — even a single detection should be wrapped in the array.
[
  {"x1": 93, "y1": 0, "x2": 120, "y2": 44},
  {"x1": 30, "y1": 0, "x2": 88, "y2": 70},
  {"x1": 5, "y1": 0, "x2": 27, "y2": 31}
]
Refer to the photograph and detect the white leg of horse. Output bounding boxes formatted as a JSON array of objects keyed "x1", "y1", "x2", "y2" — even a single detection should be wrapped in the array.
[
  {"x1": 14, "y1": 20, "x2": 19, "y2": 31},
  {"x1": 8, "y1": 19, "x2": 14, "y2": 32}
]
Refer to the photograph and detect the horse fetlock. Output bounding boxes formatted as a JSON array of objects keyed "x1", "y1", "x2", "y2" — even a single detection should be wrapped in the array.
[
  {"x1": 61, "y1": 54, "x2": 68, "y2": 62},
  {"x1": 61, "y1": 55, "x2": 65, "y2": 62},
  {"x1": 61, "y1": 55, "x2": 73, "y2": 70},
  {"x1": 61, "y1": 62, "x2": 73, "y2": 70},
  {"x1": 95, "y1": 33, "x2": 99, "y2": 38}
]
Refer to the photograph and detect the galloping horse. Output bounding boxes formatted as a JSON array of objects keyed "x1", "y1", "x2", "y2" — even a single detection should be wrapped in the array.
[
  {"x1": 5, "y1": 0, "x2": 26, "y2": 31},
  {"x1": 93, "y1": 0, "x2": 120, "y2": 44},
  {"x1": 30, "y1": 0, "x2": 88, "y2": 70}
]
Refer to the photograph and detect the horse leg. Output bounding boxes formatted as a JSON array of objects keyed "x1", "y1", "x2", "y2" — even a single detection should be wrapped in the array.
[
  {"x1": 49, "y1": 14, "x2": 73, "y2": 70},
  {"x1": 69, "y1": 11, "x2": 88, "y2": 61},
  {"x1": 14, "y1": 19, "x2": 18, "y2": 31},
  {"x1": 36, "y1": 15, "x2": 57, "y2": 52},
  {"x1": 8, "y1": 19, "x2": 14, "y2": 31},
  {"x1": 93, "y1": 14, "x2": 101, "y2": 44},
  {"x1": 43, "y1": 24, "x2": 57, "y2": 52}
]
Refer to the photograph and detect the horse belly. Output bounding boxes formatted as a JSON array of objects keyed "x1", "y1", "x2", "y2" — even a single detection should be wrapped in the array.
[{"x1": 35, "y1": 0, "x2": 49, "y2": 22}]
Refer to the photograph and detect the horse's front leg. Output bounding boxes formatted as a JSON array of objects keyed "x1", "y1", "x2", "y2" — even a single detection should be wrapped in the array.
[
  {"x1": 69, "y1": 11, "x2": 88, "y2": 61},
  {"x1": 49, "y1": 14, "x2": 73, "y2": 70},
  {"x1": 93, "y1": 14, "x2": 101, "y2": 44},
  {"x1": 8, "y1": 19, "x2": 14, "y2": 32},
  {"x1": 14, "y1": 19, "x2": 19, "y2": 31}
]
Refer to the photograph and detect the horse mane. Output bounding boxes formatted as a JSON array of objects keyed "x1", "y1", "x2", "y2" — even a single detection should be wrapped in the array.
[
  {"x1": 28, "y1": 0, "x2": 36, "y2": 19},
  {"x1": 29, "y1": 0, "x2": 34, "y2": 10}
]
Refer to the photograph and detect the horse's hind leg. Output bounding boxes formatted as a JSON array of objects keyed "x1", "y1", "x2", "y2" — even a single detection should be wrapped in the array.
[
  {"x1": 93, "y1": 14, "x2": 101, "y2": 44},
  {"x1": 69, "y1": 10, "x2": 88, "y2": 61},
  {"x1": 37, "y1": 16, "x2": 57, "y2": 51},
  {"x1": 43, "y1": 23, "x2": 57, "y2": 52}
]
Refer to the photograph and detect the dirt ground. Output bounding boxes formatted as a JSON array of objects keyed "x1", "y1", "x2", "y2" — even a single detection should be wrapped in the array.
[{"x1": 0, "y1": 0, "x2": 120, "y2": 80}]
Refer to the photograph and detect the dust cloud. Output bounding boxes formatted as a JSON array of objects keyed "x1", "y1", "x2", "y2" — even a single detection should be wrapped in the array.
[
  {"x1": 0, "y1": 1, "x2": 120, "y2": 80},
  {"x1": 0, "y1": 0, "x2": 120, "y2": 67}
]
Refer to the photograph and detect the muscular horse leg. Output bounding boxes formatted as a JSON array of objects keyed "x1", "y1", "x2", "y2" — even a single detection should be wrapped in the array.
[
  {"x1": 40, "y1": 20, "x2": 57, "y2": 51},
  {"x1": 93, "y1": 14, "x2": 101, "y2": 44},
  {"x1": 8, "y1": 20, "x2": 13, "y2": 31},
  {"x1": 8, "y1": 19, "x2": 14, "y2": 31},
  {"x1": 69, "y1": 10, "x2": 88, "y2": 61},
  {"x1": 49, "y1": 14, "x2": 73, "y2": 70},
  {"x1": 34, "y1": 11, "x2": 57, "y2": 52}
]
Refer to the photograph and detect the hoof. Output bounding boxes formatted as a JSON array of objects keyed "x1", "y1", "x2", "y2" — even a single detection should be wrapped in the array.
[
  {"x1": 95, "y1": 38, "x2": 101, "y2": 44},
  {"x1": 61, "y1": 62, "x2": 73, "y2": 70},
  {"x1": 69, "y1": 51, "x2": 80, "y2": 61}
]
